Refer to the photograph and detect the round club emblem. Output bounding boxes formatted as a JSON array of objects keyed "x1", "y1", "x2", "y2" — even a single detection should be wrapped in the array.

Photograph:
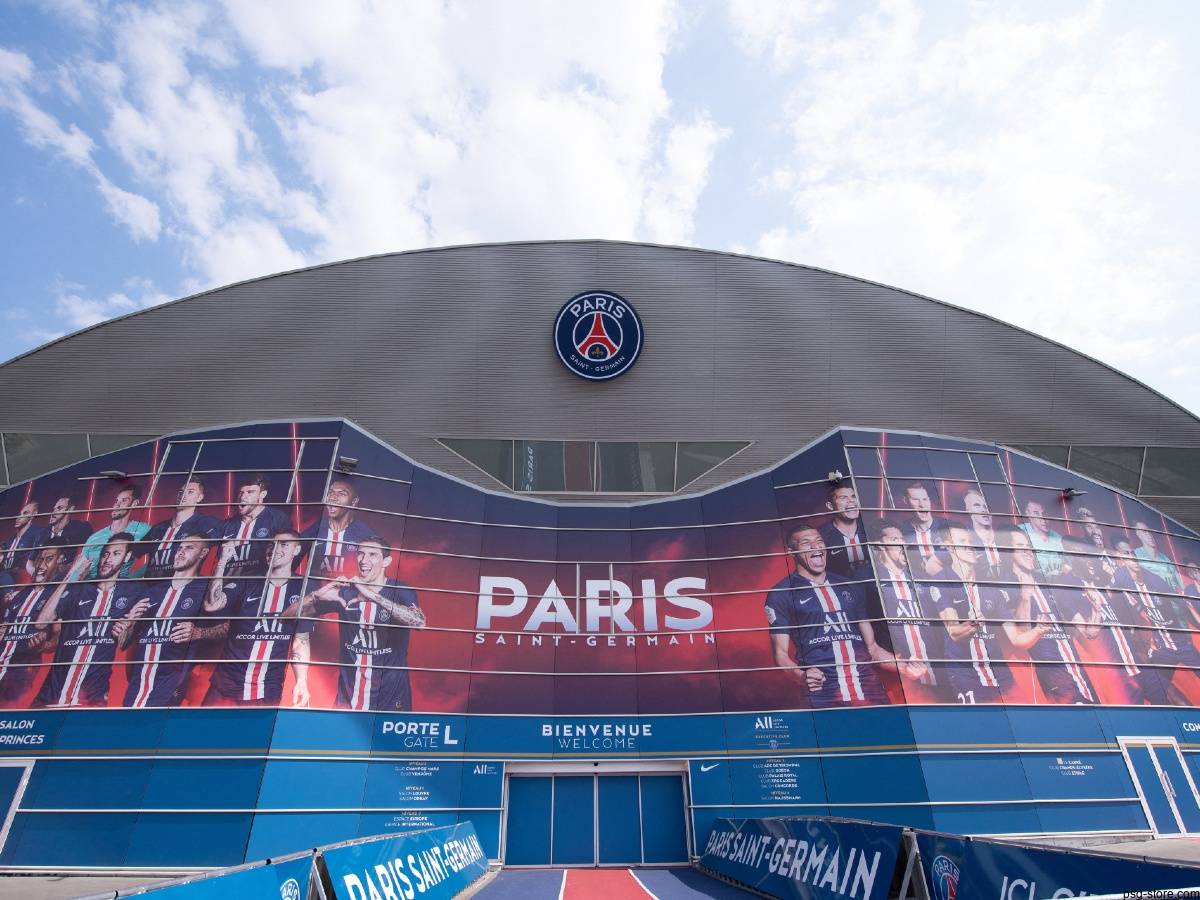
[{"x1": 553, "y1": 290, "x2": 643, "y2": 381}]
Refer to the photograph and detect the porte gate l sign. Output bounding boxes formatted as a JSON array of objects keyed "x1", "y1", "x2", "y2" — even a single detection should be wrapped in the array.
[{"x1": 553, "y1": 290, "x2": 643, "y2": 381}]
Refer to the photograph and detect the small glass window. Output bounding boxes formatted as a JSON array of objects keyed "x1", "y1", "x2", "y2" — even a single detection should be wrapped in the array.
[
  {"x1": 514, "y1": 440, "x2": 595, "y2": 492},
  {"x1": 1008, "y1": 445, "x2": 1070, "y2": 467},
  {"x1": 1067, "y1": 446, "x2": 1143, "y2": 494},
  {"x1": 87, "y1": 434, "x2": 157, "y2": 456},
  {"x1": 2, "y1": 433, "x2": 90, "y2": 483},
  {"x1": 441, "y1": 439, "x2": 749, "y2": 494},
  {"x1": 1141, "y1": 448, "x2": 1200, "y2": 496},
  {"x1": 676, "y1": 442, "x2": 749, "y2": 489},
  {"x1": 598, "y1": 442, "x2": 675, "y2": 492},
  {"x1": 441, "y1": 439, "x2": 515, "y2": 489}
]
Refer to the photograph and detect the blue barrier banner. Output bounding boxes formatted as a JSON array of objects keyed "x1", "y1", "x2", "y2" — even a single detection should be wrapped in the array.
[
  {"x1": 321, "y1": 822, "x2": 488, "y2": 900},
  {"x1": 140, "y1": 855, "x2": 313, "y2": 898},
  {"x1": 916, "y1": 831, "x2": 1200, "y2": 900},
  {"x1": 700, "y1": 817, "x2": 902, "y2": 900}
]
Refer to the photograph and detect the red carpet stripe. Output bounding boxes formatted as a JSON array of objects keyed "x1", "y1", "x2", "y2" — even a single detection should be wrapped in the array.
[{"x1": 562, "y1": 869, "x2": 654, "y2": 899}]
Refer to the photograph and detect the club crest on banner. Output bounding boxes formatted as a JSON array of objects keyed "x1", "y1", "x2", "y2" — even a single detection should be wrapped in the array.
[
  {"x1": 931, "y1": 855, "x2": 959, "y2": 900},
  {"x1": 553, "y1": 290, "x2": 643, "y2": 381}
]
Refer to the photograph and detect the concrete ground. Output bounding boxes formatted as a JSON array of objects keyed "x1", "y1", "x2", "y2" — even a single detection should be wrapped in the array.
[
  {"x1": 0, "y1": 874, "x2": 172, "y2": 900},
  {"x1": 1080, "y1": 835, "x2": 1200, "y2": 866}
]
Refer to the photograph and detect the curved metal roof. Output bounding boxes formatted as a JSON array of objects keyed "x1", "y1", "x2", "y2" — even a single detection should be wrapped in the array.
[{"x1": 2, "y1": 239, "x2": 1198, "y2": 497}]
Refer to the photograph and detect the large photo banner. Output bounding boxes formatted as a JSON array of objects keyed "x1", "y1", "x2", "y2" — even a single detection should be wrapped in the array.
[{"x1": 0, "y1": 421, "x2": 1198, "y2": 715}]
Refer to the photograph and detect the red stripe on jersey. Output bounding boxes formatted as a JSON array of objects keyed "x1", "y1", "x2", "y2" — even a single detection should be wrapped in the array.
[
  {"x1": 915, "y1": 528, "x2": 935, "y2": 559},
  {"x1": 352, "y1": 601, "x2": 378, "y2": 711},
  {"x1": 1030, "y1": 586, "x2": 1093, "y2": 702},
  {"x1": 243, "y1": 582, "x2": 288, "y2": 701},
  {"x1": 157, "y1": 525, "x2": 178, "y2": 553},
  {"x1": 814, "y1": 584, "x2": 864, "y2": 701},
  {"x1": 847, "y1": 534, "x2": 864, "y2": 565},
  {"x1": 58, "y1": 587, "x2": 113, "y2": 706},
  {"x1": 132, "y1": 587, "x2": 181, "y2": 708},
  {"x1": 891, "y1": 575, "x2": 928, "y2": 663},
  {"x1": 964, "y1": 584, "x2": 998, "y2": 687},
  {"x1": 1131, "y1": 582, "x2": 1176, "y2": 650}
]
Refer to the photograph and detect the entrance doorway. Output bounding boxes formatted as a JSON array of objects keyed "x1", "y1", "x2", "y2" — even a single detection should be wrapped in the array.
[
  {"x1": 1119, "y1": 737, "x2": 1200, "y2": 835},
  {"x1": 502, "y1": 768, "x2": 689, "y2": 866}
]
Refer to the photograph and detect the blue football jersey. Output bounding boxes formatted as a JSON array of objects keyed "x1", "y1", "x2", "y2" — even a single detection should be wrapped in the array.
[
  {"x1": 38, "y1": 580, "x2": 141, "y2": 706},
  {"x1": 312, "y1": 579, "x2": 420, "y2": 711},
  {"x1": 218, "y1": 507, "x2": 293, "y2": 579},
  {"x1": 209, "y1": 576, "x2": 312, "y2": 703},
  {"x1": 122, "y1": 577, "x2": 211, "y2": 708},
  {"x1": 764, "y1": 572, "x2": 877, "y2": 703}
]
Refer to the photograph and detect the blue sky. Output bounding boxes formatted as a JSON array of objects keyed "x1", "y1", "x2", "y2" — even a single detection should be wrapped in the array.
[{"x1": 3, "y1": 0, "x2": 1200, "y2": 414}]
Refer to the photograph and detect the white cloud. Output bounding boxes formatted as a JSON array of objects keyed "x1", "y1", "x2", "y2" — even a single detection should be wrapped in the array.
[
  {"x1": 641, "y1": 113, "x2": 730, "y2": 244},
  {"x1": 54, "y1": 277, "x2": 173, "y2": 331},
  {"x1": 0, "y1": 47, "x2": 162, "y2": 241},
  {"x1": 1, "y1": 0, "x2": 728, "y2": 335},
  {"x1": 731, "y1": 0, "x2": 1200, "y2": 412}
]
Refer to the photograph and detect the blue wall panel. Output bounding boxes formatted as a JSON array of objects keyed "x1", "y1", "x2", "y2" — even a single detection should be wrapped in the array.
[
  {"x1": 255, "y1": 760, "x2": 368, "y2": 810},
  {"x1": 933, "y1": 803, "x2": 1041, "y2": 836},
  {"x1": 10, "y1": 814, "x2": 138, "y2": 867},
  {"x1": 918, "y1": 753, "x2": 1032, "y2": 803},
  {"x1": 269, "y1": 710, "x2": 375, "y2": 755},
  {"x1": 158, "y1": 709, "x2": 277, "y2": 753},
  {"x1": 728, "y1": 756, "x2": 827, "y2": 808},
  {"x1": 123, "y1": 813, "x2": 252, "y2": 867},
  {"x1": 54, "y1": 710, "x2": 166, "y2": 752},
  {"x1": 26, "y1": 759, "x2": 153, "y2": 810},
  {"x1": 1034, "y1": 800, "x2": 1145, "y2": 835},
  {"x1": 358, "y1": 811, "x2": 459, "y2": 838},
  {"x1": 468, "y1": 810, "x2": 501, "y2": 859},
  {"x1": 244, "y1": 812, "x2": 361, "y2": 862},
  {"x1": 361, "y1": 760, "x2": 462, "y2": 810},
  {"x1": 140, "y1": 759, "x2": 266, "y2": 810}
]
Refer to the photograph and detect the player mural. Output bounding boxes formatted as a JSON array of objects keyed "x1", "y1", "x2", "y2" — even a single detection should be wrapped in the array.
[{"x1": 0, "y1": 420, "x2": 1198, "y2": 714}]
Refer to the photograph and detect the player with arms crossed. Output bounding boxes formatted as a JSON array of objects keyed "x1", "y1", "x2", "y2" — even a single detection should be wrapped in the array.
[
  {"x1": 765, "y1": 523, "x2": 893, "y2": 707},
  {"x1": 932, "y1": 523, "x2": 1046, "y2": 704},
  {"x1": 119, "y1": 535, "x2": 224, "y2": 707},
  {"x1": 203, "y1": 529, "x2": 313, "y2": 707},
  {"x1": 287, "y1": 535, "x2": 425, "y2": 711},
  {"x1": 33, "y1": 533, "x2": 142, "y2": 707},
  {"x1": 0, "y1": 539, "x2": 69, "y2": 705}
]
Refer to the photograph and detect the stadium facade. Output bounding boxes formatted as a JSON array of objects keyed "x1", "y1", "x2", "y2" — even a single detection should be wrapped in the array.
[{"x1": 0, "y1": 242, "x2": 1198, "y2": 871}]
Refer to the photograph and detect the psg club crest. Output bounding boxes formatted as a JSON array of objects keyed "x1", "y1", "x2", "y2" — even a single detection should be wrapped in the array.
[
  {"x1": 554, "y1": 290, "x2": 643, "y2": 381},
  {"x1": 930, "y1": 855, "x2": 959, "y2": 900}
]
